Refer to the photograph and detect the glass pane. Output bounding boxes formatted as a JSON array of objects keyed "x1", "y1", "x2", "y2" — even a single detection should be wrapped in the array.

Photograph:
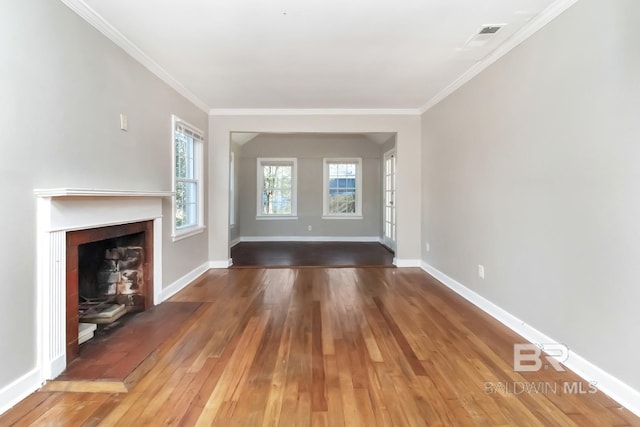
[
  {"x1": 176, "y1": 181, "x2": 185, "y2": 227},
  {"x1": 175, "y1": 136, "x2": 186, "y2": 178},
  {"x1": 328, "y1": 194, "x2": 338, "y2": 213},
  {"x1": 261, "y1": 163, "x2": 293, "y2": 215},
  {"x1": 175, "y1": 133, "x2": 195, "y2": 179},
  {"x1": 185, "y1": 136, "x2": 195, "y2": 179},
  {"x1": 329, "y1": 191, "x2": 355, "y2": 214},
  {"x1": 262, "y1": 191, "x2": 269, "y2": 214},
  {"x1": 273, "y1": 190, "x2": 282, "y2": 212},
  {"x1": 176, "y1": 181, "x2": 197, "y2": 228},
  {"x1": 345, "y1": 192, "x2": 355, "y2": 213}
]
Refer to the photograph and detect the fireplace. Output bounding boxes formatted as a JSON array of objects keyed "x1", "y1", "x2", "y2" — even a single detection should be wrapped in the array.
[
  {"x1": 35, "y1": 189, "x2": 171, "y2": 381},
  {"x1": 66, "y1": 221, "x2": 154, "y2": 363}
]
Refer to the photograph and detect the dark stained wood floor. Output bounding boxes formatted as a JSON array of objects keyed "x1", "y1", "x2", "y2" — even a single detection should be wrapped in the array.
[
  {"x1": 2, "y1": 267, "x2": 639, "y2": 426},
  {"x1": 231, "y1": 241, "x2": 394, "y2": 267}
]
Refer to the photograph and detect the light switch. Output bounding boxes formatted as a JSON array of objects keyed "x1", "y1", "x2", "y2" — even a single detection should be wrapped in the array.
[{"x1": 120, "y1": 114, "x2": 128, "y2": 131}]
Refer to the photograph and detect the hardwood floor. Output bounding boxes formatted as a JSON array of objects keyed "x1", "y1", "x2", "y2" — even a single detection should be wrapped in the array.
[
  {"x1": 230, "y1": 242, "x2": 394, "y2": 267},
  {"x1": 2, "y1": 267, "x2": 639, "y2": 426}
]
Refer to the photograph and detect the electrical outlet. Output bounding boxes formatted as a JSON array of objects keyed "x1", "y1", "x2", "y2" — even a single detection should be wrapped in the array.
[
  {"x1": 426, "y1": 242, "x2": 430, "y2": 252},
  {"x1": 307, "y1": 225, "x2": 312, "y2": 231},
  {"x1": 478, "y1": 264, "x2": 485, "y2": 279}
]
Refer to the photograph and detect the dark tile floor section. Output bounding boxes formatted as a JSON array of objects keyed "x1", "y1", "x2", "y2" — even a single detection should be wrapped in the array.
[{"x1": 230, "y1": 241, "x2": 395, "y2": 267}]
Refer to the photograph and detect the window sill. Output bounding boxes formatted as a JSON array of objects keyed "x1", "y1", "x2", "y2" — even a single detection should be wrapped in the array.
[
  {"x1": 172, "y1": 225, "x2": 206, "y2": 242},
  {"x1": 256, "y1": 215, "x2": 298, "y2": 221},
  {"x1": 322, "y1": 215, "x2": 363, "y2": 220}
]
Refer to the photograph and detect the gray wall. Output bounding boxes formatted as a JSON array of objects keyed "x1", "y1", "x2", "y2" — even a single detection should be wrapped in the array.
[
  {"x1": 237, "y1": 134, "x2": 383, "y2": 238},
  {"x1": 0, "y1": 0, "x2": 208, "y2": 391},
  {"x1": 421, "y1": 0, "x2": 640, "y2": 389}
]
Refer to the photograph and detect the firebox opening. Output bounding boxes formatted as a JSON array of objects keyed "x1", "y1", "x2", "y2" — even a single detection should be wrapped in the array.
[{"x1": 78, "y1": 232, "x2": 146, "y2": 329}]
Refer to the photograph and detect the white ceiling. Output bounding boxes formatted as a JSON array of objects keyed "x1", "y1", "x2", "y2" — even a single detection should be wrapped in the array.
[{"x1": 67, "y1": 0, "x2": 573, "y2": 112}]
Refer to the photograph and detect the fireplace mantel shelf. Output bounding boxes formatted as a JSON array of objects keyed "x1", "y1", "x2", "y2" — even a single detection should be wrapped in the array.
[{"x1": 34, "y1": 188, "x2": 175, "y2": 198}]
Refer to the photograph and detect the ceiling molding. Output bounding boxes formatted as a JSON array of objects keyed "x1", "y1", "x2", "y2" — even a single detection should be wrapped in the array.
[
  {"x1": 418, "y1": 0, "x2": 580, "y2": 114},
  {"x1": 208, "y1": 108, "x2": 421, "y2": 116},
  {"x1": 59, "y1": 0, "x2": 210, "y2": 113},
  {"x1": 363, "y1": 133, "x2": 395, "y2": 145},
  {"x1": 230, "y1": 132, "x2": 260, "y2": 145}
]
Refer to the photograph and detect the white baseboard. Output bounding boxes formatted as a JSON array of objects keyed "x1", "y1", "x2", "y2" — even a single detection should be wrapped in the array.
[
  {"x1": 159, "y1": 262, "x2": 210, "y2": 302},
  {"x1": 238, "y1": 236, "x2": 382, "y2": 243},
  {"x1": 229, "y1": 237, "x2": 241, "y2": 248},
  {"x1": 395, "y1": 258, "x2": 422, "y2": 267},
  {"x1": 420, "y1": 261, "x2": 640, "y2": 418},
  {"x1": 0, "y1": 368, "x2": 41, "y2": 416},
  {"x1": 209, "y1": 259, "x2": 232, "y2": 269},
  {"x1": 48, "y1": 355, "x2": 66, "y2": 383}
]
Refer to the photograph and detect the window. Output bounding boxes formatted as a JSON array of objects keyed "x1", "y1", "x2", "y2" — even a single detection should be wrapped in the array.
[
  {"x1": 256, "y1": 158, "x2": 297, "y2": 218},
  {"x1": 172, "y1": 115, "x2": 204, "y2": 240},
  {"x1": 323, "y1": 158, "x2": 362, "y2": 218}
]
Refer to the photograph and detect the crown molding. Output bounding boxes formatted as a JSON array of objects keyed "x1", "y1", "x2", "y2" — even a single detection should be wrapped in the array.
[
  {"x1": 419, "y1": 0, "x2": 580, "y2": 113},
  {"x1": 209, "y1": 108, "x2": 421, "y2": 116},
  {"x1": 59, "y1": 0, "x2": 210, "y2": 113}
]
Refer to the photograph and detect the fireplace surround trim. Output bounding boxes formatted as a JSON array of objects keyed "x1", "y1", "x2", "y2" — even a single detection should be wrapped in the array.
[{"x1": 35, "y1": 188, "x2": 171, "y2": 382}]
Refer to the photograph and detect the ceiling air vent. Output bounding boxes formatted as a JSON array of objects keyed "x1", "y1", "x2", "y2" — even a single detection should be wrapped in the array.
[
  {"x1": 465, "y1": 24, "x2": 504, "y2": 47},
  {"x1": 478, "y1": 25, "x2": 502, "y2": 35}
]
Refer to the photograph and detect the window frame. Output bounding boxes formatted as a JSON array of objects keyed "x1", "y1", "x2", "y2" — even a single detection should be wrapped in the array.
[
  {"x1": 171, "y1": 115, "x2": 205, "y2": 241},
  {"x1": 322, "y1": 157, "x2": 363, "y2": 219},
  {"x1": 256, "y1": 157, "x2": 298, "y2": 220}
]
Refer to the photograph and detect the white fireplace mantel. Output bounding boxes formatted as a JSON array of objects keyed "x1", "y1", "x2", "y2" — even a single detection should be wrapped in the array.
[
  {"x1": 34, "y1": 188, "x2": 175, "y2": 198},
  {"x1": 35, "y1": 188, "x2": 171, "y2": 381}
]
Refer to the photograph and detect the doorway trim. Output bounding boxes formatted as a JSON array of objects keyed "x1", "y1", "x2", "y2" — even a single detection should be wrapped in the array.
[{"x1": 382, "y1": 148, "x2": 397, "y2": 252}]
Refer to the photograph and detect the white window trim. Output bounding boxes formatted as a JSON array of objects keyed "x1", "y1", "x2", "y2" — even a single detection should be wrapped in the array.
[
  {"x1": 322, "y1": 157, "x2": 363, "y2": 219},
  {"x1": 256, "y1": 157, "x2": 298, "y2": 219},
  {"x1": 171, "y1": 115, "x2": 205, "y2": 241}
]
